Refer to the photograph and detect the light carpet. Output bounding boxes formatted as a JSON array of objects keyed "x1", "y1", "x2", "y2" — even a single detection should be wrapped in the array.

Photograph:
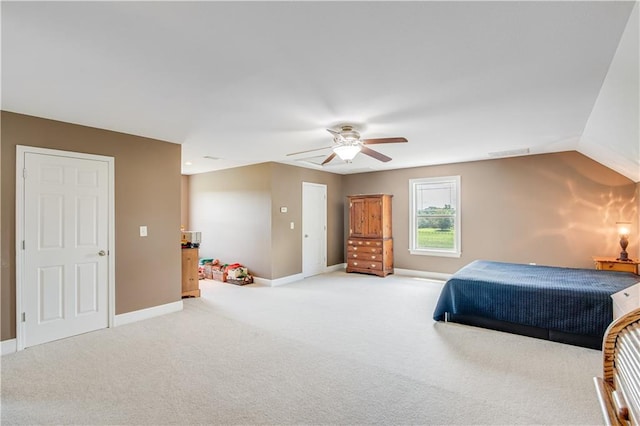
[{"x1": 1, "y1": 271, "x2": 604, "y2": 425}]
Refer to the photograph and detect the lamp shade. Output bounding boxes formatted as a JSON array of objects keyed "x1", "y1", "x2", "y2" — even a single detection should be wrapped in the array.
[
  {"x1": 617, "y1": 222, "x2": 631, "y2": 236},
  {"x1": 333, "y1": 144, "x2": 361, "y2": 161}
]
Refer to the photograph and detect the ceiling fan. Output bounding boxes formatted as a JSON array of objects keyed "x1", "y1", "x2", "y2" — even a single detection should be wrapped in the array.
[{"x1": 287, "y1": 125, "x2": 408, "y2": 165}]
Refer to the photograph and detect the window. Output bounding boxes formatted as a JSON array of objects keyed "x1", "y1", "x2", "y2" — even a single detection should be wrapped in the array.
[{"x1": 409, "y1": 176, "x2": 461, "y2": 257}]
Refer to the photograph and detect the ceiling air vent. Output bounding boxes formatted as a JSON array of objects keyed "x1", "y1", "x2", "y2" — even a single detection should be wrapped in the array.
[{"x1": 488, "y1": 148, "x2": 530, "y2": 158}]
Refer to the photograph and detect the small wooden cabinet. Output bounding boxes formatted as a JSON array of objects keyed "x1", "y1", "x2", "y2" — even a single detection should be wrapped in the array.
[
  {"x1": 181, "y1": 248, "x2": 201, "y2": 297},
  {"x1": 346, "y1": 194, "x2": 393, "y2": 277},
  {"x1": 593, "y1": 256, "x2": 639, "y2": 275}
]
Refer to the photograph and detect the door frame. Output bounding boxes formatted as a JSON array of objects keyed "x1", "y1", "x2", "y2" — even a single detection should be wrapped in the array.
[
  {"x1": 15, "y1": 146, "x2": 116, "y2": 351},
  {"x1": 302, "y1": 182, "x2": 327, "y2": 277}
]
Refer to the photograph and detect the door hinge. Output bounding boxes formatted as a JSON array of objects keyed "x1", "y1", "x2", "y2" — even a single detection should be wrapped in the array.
[
  {"x1": 23, "y1": 168, "x2": 27, "y2": 179},
  {"x1": 21, "y1": 312, "x2": 26, "y2": 322},
  {"x1": 22, "y1": 240, "x2": 25, "y2": 250}
]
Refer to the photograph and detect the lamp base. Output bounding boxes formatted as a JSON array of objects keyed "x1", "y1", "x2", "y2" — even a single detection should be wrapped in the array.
[{"x1": 617, "y1": 251, "x2": 630, "y2": 261}]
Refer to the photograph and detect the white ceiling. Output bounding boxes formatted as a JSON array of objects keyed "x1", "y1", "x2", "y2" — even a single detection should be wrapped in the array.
[{"x1": 2, "y1": 1, "x2": 638, "y2": 179}]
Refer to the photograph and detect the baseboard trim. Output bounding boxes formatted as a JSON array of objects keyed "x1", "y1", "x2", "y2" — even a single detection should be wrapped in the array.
[
  {"x1": 1, "y1": 339, "x2": 17, "y2": 356},
  {"x1": 394, "y1": 268, "x2": 451, "y2": 282},
  {"x1": 114, "y1": 300, "x2": 183, "y2": 327},
  {"x1": 326, "y1": 263, "x2": 346, "y2": 273},
  {"x1": 253, "y1": 264, "x2": 346, "y2": 287},
  {"x1": 254, "y1": 273, "x2": 304, "y2": 287}
]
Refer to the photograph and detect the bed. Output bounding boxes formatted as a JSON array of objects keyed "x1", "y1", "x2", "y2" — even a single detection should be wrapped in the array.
[{"x1": 433, "y1": 260, "x2": 639, "y2": 349}]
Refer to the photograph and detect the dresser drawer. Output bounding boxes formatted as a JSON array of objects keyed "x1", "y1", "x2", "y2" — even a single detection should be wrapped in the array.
[
  {"x1": 348, "y1": 252, "x2": 383, "y2": 261},
  {"x1": 347, "y1": 245, "x2": 382, "y2": 254},
  {"x1": 347, "y1": 259, "x2": 382, "y2": 271},
  {"x1": 598, "y1": 261, "x2": 638, "y2": 274},
  {"x1": 347, "y1": 239, "x2": 383, "y2": 247}
]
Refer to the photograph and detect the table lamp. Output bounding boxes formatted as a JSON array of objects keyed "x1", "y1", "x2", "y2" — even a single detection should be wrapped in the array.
[{"x1": 616, "y1": 221, "x2": 631, "y2": 261}]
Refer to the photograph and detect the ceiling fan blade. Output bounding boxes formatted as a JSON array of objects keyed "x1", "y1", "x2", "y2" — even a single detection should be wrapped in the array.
[
  {"x1": 361, "y1": 137, "x2": 408, "y2": 145},
  {"x1": 321, "y1": 152, "x2": 337, "y2": 165},
  {"x1": 326, "y1": 129, "x2": 341, "y2": 137},
  {"x1": 286, "y1": 146, "x2": 333, "y2": 156},
  {"x1": 360, "y1": 146, "x2": 392, "y2": 162}
]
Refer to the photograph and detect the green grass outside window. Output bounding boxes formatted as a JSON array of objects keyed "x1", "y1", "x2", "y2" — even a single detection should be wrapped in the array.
[{"x1": 417, "y1": 228, "x2": 454, "y2": 249}]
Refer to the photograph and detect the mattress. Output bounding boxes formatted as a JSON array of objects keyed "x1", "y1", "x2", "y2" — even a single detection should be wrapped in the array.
[{"x1": 433, "y1": 260, "x2": 639, "y2": 348}]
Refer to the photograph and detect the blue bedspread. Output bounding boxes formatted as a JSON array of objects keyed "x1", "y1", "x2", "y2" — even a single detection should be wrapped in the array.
[{"x1": 433, "y1": 260, "x2": 639, "y2": 338}]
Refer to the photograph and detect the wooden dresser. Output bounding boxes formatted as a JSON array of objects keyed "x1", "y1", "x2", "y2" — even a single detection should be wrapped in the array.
[
  {"x1": 346, "y1": 194, "x2": 393, "y2": 277},
  {"x1": 181, "y1": 248, "x2": 200, "y2": 297}
]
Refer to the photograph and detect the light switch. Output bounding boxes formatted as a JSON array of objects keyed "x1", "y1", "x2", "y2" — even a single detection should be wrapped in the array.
[
  {"x1": 140, "y1": 226, "x2": 148, "y2": 237},
  {"x1": 290, "y1": 222, "x2": 294, "y2": 230},
  {"x1": 280, "y1": 207, "x2": 288, "y2": 213}
]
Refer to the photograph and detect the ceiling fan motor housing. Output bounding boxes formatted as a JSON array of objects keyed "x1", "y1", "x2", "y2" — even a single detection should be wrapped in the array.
[{"x1": 336, "y1": 125, "x2": 361, "y2": 143}]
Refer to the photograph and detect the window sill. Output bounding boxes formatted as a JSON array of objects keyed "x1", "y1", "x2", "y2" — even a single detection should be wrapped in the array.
[{"x1": 409, "y1": 249, "x2": 461, "y2": 258}]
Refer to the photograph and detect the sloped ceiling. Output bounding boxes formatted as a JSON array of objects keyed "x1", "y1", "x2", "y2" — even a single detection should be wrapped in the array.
[
  {"x1": 580, "y1": 2, "x2": 639, "y2": 182},
  {"x1": 1, "y1": 1, "x2": 638, "y2": 180}
]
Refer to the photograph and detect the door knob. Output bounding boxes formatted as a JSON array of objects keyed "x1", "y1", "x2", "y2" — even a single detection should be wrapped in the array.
[
  {"x1": 98, "y1": 250, "x2": 107, "y2": 256},
  {"x1": 304, "y1": 234, "x2": 309, "y2": 238}
]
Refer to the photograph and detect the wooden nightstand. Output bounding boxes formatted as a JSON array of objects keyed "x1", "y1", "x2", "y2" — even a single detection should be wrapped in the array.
[{"x1": 593, "y1": 256, "x2": 639, "y2": 275}]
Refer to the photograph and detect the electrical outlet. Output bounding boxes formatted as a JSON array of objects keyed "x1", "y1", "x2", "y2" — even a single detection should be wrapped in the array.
[{"x1": 140, "y1": 226, "x2": 148, "y2": 237}]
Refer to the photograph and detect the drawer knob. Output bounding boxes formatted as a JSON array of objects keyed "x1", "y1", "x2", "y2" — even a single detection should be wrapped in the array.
[
  {"x1": 371, "y1": 264, "x2": 376, "y2": 267},
  {"x1": 371, "y1": 256, "x2": 376, "y2": 259},
  {"x1": 352, "y1": 254, "x2": 358, "y2": 258},
  {"x1": 353, "y1": 262, "x2": 358, "y2": 266}
]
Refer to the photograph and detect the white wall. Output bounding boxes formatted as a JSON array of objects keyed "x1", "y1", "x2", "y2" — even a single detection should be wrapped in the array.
[{"x1": 188, "y1": 164, "x2": 273, "y2": 279}]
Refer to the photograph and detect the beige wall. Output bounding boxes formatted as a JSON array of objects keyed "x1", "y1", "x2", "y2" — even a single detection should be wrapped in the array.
[
  {"x1": 344, "y1": 151, "x2": 638, "y2": 274},
  {"x1": 270, "y1": 163, "x2": 344, "y2": 278},
  {"x1": 188, "y1": 162, "x2": 344, "y2": 280},
  {"x1": 1, "y1": 112, "x2": 182, "y2": 341}
]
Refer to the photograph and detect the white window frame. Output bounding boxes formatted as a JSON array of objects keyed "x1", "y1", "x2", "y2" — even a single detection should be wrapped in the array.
[{"x1": 409, "y1": 176, "x2": 461, "y2": 258}]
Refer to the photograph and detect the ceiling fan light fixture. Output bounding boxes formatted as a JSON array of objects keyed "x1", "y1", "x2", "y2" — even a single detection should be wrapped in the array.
[{"x1": 333, "y1": 144, "x2": 361, "y2": 161}]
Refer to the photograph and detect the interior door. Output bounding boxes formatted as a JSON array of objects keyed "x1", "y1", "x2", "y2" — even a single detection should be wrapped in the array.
[
  {"x1": 21, "y1": 151, "x2": 110, "y2": 347},
  {"x1": 302, "y1": 182, "x2": 327, "y2": 277}
]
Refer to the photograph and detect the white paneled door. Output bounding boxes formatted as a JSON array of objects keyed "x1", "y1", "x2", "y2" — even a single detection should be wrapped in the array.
[
  {"x1": 302, "y1": 182, "x2": 327, "y2": 277},
  {"x1": 21, "y1": 150, "x2": 110, "y2": 348}
]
